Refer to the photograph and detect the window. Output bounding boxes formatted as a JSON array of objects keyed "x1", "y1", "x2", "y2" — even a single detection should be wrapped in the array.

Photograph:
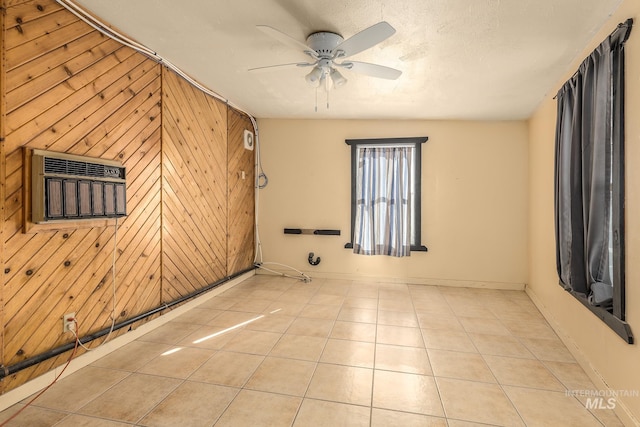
[
  {"x1": 345, "y1": 137, "x2": 428, "y2": 256},
  {"x1": 554, "y1": 19, "x2": 633, "y2": 343}
]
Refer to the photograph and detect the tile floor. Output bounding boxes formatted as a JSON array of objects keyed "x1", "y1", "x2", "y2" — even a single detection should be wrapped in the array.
[{"x1": 0, "y1": 275, "x2": 626, "y2": 426}]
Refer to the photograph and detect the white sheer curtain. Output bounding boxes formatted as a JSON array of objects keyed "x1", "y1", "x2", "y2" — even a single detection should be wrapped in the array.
[{"x1": 353, "y1": 146, "x2": 412, "y2": 257}]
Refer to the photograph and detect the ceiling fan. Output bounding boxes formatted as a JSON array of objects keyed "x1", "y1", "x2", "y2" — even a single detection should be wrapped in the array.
[{"x1": 249, "y1": 21, "x2": 402, "y2": 91}]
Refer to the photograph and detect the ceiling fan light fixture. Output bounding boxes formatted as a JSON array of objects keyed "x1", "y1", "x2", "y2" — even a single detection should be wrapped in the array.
[
  {"x1": 330, "y1": 68, "x2": 347, "y2": 88},
  {"x1": 305, "y1": 66, "x2": 324, "y2": 86}
]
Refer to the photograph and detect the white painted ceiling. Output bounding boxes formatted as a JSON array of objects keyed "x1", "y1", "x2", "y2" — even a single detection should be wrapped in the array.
[{"x1": 75, "y1": 0, "x2": 622, "y2": 120}]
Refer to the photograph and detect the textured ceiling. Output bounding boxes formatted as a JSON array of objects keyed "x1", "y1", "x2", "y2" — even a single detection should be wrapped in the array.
[{"x1": 75, "y1": 0, "x2": 622, "y2": 120}]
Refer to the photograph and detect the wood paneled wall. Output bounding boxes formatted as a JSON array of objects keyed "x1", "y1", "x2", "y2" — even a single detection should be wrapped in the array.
[
  {"x1": 227, "y1": 108, "x2": 255, "y2": 276},
  {"x1": 0, "y1": 0, "x2": 255, "y2": 393},
  {"x1": 161, "y1": 69, "x2": 228, "y2": 300}
]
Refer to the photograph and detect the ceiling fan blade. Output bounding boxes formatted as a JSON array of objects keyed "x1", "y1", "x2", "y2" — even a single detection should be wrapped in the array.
[
  {"x1": 248, "y1": 62, "x2": 314, "y2": 73},
  {"x1": 333, "y1": 21, "x2": 396, "y2": 58},
  {"x1": 256, "y1": 25, "x2": 318, "y2": 59},
  {"x1": 345, "y1": 61, "x2": 402, "y2": 80}
]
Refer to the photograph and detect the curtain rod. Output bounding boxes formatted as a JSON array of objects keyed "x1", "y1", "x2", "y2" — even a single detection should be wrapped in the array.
[{"x1": 553, "y1": 18, "x2": 633, "y2": 100}]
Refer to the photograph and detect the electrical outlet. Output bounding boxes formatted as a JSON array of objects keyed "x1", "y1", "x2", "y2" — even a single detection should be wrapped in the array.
[{"x1": 63, "y1": 313, "x2": 76, "y2": 334}]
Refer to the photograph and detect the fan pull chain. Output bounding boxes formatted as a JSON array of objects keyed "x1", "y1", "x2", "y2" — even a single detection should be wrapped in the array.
[{"x1": 315, "y1": 87, "x2": 318, "y2": 112}]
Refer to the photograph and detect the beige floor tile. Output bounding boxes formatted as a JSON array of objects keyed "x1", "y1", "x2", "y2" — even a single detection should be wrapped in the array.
[
  {"x1": 484, "y1": 355, "x2": 565, "y2": 391},
  {"x1": 416, "y1": 312, "x2": 464, "y2": 331},
  {"x1": 378, "y1": 310, "x2": 418, "y2": 327},
  {"x1": 371, "y1": 408, "x2": 447, "y2": 427},
  {"x1": 172, "y1": 307, "x2": 224, "y2": 325},
  {"x1": 320, "y1": 339, "x2": 375, "y2": 368},
  {"x1": 543, "y1": 360, "x2": 596, "y2": 390},
  {"x1": 245, "y1": 356, "x2": 316, "y2": 396},
  {"x1": 377, "y1": 325, "x2": 424, "y2": 347},
  {"x1": 446, "y1": 420, "x2": 501, "y2": 427},
  {"x1": 347, "y1": 285, "x2": 379, "y2": 299},
  {"x1": 590, "y1": 408, "x2": 626, "y2": 427},
  {"x1": 78, "y1": 373, "x2": 181, "y2": 423},
  {"x1": 220, "y1": 288, "x2": 254, "y2": 299},
  {"x1": 378, "y1": 298, "x2": 413, "y2": 312},
  {"x1": 189, "y1": 350, "x2": 263, "y2": 387},
  {"x1": 56, "y1": 414, "x2": 133, "y2": 426},
  {"x1": 318, "y1": 281, "x2": 351, "y2": 296},
  {"x1": 412, "y1": 297, "x2": 454, "y2": 315},
  {"x1": 137, "y1": 346, "x2": 215, "y2": 379},
  {"x1": 276, "y1": 290, "x2": 315, "y2": 304},
  {"x1": 26, "y1": 366, "x2": 129, "y2": 412},
  {"x1": 265, "y1": 300, "x2": 307, "y2": 316},
  {"x1": 139, "y1": 381, "x2": 238, "y2": 426},
  {"x1": 378, "y1": 287, "x2": 411, "y2": 304},
  {"x1": 306, "y1": 363, "x2": 373, "y2": 406},
  {"x1": 178, "y1": 324, "x2": 240, "y2": 350},
  {"x1": 330, "y1": 321, "x2": 377, "y2": 342},
  {"x1": 294, "y1": 399, "x2": 370, "y2": 427},
  {"x1": 343, "y1": 296, "x2": 378, "y2": 309},
  {"x1": 505, "y1": 319, "x2": 558, "y2": 339},
  {"x1": 493, "y1": 309, "x2": 546, "y2": 323},
  {"x1": 468, "y1": 333, "x2": 535, "y2": 358},
  {"x1": 269, "y1": 334, "x2": 326, "y2": 361},
  {"x1": 249, "y1": 289, "x2": 285, "y2": 300},
  {"x1": 228, "y1": 298, "x2": 273, "y2": 313},
  {"x1": 309, "y1": 293, "x2": 345, "y2": 306},
  {"x1": 373, "y1": 370, "x2": 444, "y2": 417},
  {"x1": 299, "y1": 303, "x2": 341, "y2": 320},
  {"x1": 520, "y1": 337, "x2": 576, "y2": 362},
  {"x1": 244, "y1": 313, "x2": 295, "y2": 333},
  {"x1": 207, "y1": 310, "x2": 266, "y2": 328},
  {"x1": 221, "y1": 329, "x2": 281, "y2": 355},
  {"x1": 458, "y1": 317, "x2": 511, "y2": 336},
  {"x1": 137, "y1": 322, "x2": 202, "y2": 345},
  {"x1": 215, "y1": 389, "x2": 301, "y2": 427},
  {"x1": 338, "y1": 307, "x2": 378, "y2": 323},
  {"x1": 448, "y1": 303, "x2": 497, "y2": 319},
  {"x1": 91, "y1": 340, "x2": 171, "y2": 371},
  {"x1": 286, "y1": 317, "x2": 334, "y2": 338},
  {"x1": 504, "y1": 385, "x2": 603, "y2": 426},
  {"x1": 198, "y1": 296, "x2": 239, "y2": 310},
  {"x1": 437, "y1": 377, "x2": 524, "y2": 426},
  {"x1": 0, "y1": 405, "x2": 68, "y2": 427},
  {"x1": 422, "y1": 329, "x2": 477, "y2": 352},
  {"x1": 407, "y1": 284, "x2": 443, "y2": 296},
  {"x1": 375, "y1": 344, "x2": 432, "y2": 375},
  {"x1": 428, "y1": 349, "x2": 495, "y2": 382}
]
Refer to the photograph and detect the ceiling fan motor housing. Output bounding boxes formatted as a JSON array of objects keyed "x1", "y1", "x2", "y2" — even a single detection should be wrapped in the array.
[{"x1": 306, "y1": 32, "x2": 344, "y2": 57}]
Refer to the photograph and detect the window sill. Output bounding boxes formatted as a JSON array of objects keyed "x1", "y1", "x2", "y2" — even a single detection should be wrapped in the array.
[{"x1": 344, "y1": 243, "x2": 428, "y2": 252}]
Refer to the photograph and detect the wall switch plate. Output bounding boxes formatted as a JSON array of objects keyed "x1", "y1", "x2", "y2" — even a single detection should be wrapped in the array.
[{"x1": 243, "y1": 129, "x2": 254, "y2": 151}]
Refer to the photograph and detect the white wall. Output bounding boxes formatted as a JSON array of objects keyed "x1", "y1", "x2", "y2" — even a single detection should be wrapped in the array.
[
  {"x1": 528, "y1": 1, "x2": 640, "y2": 423},
  {"x1": 257, "y1": 119, "x2": 528, "y2": 288}
]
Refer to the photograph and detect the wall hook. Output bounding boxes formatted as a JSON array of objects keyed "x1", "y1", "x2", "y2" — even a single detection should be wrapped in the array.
[{"x1": 308, "y1": 252, "x2": 321, "y2": 266}]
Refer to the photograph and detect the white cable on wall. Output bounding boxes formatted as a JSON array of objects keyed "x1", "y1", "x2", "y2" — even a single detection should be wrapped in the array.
[{"x1": 55, "y1": 0, "x2": 311, "y2": 283}]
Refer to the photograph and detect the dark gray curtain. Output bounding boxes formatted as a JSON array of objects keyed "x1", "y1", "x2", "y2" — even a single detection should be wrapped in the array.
[{"x1": 554, "y1": 20, "x2": 632, "y2": 305}]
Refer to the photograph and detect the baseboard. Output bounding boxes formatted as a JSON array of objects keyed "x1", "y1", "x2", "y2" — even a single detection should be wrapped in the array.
[
  {"x1": 525, "y1": 286, "x2": 639, "y2": 427},
  {"x1": 0, "y1": 270, "x2": 254, "y2": 412},
  {"x1": 256, "y1": 269, "x2": 525, "y2": 291}
]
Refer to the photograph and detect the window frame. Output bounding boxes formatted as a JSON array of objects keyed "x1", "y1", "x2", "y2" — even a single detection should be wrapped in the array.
[{"x1": 344, "y1": 137, "x2": 428, "y2": 253}]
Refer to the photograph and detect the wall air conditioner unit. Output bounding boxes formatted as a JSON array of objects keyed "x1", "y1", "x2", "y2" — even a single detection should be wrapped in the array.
[{"x1": 31, "y1": 149, "x2": 127, "y2": 223}]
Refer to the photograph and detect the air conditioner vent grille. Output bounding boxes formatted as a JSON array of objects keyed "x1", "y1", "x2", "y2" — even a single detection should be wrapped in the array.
[{"x1": 44, "y1": 157, "x2": 122, "y2": 179}]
